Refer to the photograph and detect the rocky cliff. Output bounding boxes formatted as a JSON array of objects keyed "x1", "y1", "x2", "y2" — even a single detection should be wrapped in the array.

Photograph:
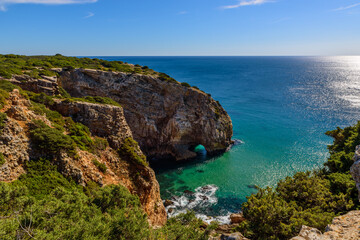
[
  {"x1": 290, "y1": 211, "x2": 360, "y2": 240},
  {"x1": 56, "y1": 68, "x2": 233, "y2": 161},
  {"x1": 351, "y1": 145, "x2": 360, "y2": 202},
  {"x1": 0, "y1": 89, "x2": 166, "y2": 226}
]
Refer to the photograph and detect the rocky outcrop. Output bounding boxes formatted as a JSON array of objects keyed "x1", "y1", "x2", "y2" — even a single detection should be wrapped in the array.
[
  {"x1": 230, "y1": 213, "x2": 245, "y2": 224},
  {"x1": 9, "y1": 75, "x2": 59, "y2": 96},
  {"x1": 57, "y1": 68, "x2": 233, "y2": 161},
  {"x1": 290, "y1": 211, "x2": 360, "y2": 240},
  {"x1": 0, "y1": 90, "x2": 166, "y2": 226},
  {"x1": 351, "y1": 145, "x2": 360, "y2": 201},
  {"x1": 51, "y1": 99, "x2": 133, "y2": 149}
]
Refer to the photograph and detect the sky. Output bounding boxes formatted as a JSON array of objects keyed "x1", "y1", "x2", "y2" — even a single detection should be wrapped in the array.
[{"x1": 0, "y1": 0, "x2": 360, "y2": 56}]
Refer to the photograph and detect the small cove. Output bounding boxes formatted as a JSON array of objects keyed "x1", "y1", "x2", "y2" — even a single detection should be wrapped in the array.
[{"x1": 98, "y1": 56, "x2": 360, "y2": 220}]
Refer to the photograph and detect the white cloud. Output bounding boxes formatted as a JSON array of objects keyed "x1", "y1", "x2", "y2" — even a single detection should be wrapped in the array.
[
  {"x1": 0, "y1": 0, "x2": 97, "y2": 11},
  {"x1": 84, "y1": 11, "x2": 94, "y2": 18},
  {"x1": 333, "y1": 3, "x2": 360, "y2": 11},
  {"x1": 222, "y1": 0, "x2": 273, "y2": 9}
]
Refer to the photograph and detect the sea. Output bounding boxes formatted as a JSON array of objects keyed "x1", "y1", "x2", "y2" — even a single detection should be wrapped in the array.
[{"x1": 96, "y1": 56, "x2": 360, "y2": 223}]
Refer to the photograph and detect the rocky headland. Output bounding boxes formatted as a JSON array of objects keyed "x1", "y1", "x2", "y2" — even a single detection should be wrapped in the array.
[
  {"x1": 0, "y1": 57, "x2": 233, "y2": 229},
  {"x1": 56, "y1": 68, "x2": 233, "y2": 161}
]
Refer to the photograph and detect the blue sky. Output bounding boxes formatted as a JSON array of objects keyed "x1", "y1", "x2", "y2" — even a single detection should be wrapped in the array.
[{"x1": 0, "y1": 0, "x2": 359, "y2": 56}]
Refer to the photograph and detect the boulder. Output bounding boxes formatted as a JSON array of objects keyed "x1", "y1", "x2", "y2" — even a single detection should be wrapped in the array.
[{"x1": 230, "y1": 213, "x2": 245, "y2": 224}]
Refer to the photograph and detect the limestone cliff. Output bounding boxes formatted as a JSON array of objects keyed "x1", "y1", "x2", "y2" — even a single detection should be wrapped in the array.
[
  {"x1": 0, "y1": 89, "x2": 166, "y2": 226},
  {"x1": 57, "y1": 68, "x2": 233, "y2": 161},
  {"x1": 290, "y1": 211, "x2": 360, "y2": 240}
]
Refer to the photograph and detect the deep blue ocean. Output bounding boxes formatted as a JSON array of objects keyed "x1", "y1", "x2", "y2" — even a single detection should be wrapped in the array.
[{"x1": 97, "y1": 56, "x2": 360, "y2": 222}]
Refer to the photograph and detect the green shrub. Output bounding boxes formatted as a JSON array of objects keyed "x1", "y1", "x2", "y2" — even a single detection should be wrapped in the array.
[
  {"x1": 66, "y1": 119, "x2": 93, "y2": 151},
  {"x1": 0, "y1": 79, "x2": 19, "y2": 92},
  {"x1": 118, "y1": 138, "x2": 148, "y2": 166},
  {"x1": 92, "y1": 159, "x2": 107, "y2": 173},
  {"x1": 155, "y1": 211, "x2": 212, "y2": 240},
  {"x1": 181, "y1": 82, "x2": 191, "y2": 87},
  {"x1": 158, "y1": 72, "x2": 177, "y2": 83},
  {"x1": 30, "y1": 102, "x2": 65, "y2": 127},
  {"x1": 239, "y1": 121, "x2": 360, "y2": 239},
  {"x1": 0, "y1": 89, "x2": 9, "y2": 109},
  {"x1": 29, "y1": 120, "x2": 76, "y2": 157},
  {"x1": 0, "y1": 159, "x2": 155, "y2": 240},
  {"x1": 71, "y1": 96, "x2": 121, "y2": 107},
  {"x1": 58, "y1": 87, "x2": 71, "y2": 98},
  {"x1": 15, "y1": 159, "x2": 79, "y2": 198},
  {"x1": 29, "y1": 92, "x2": 55, "y2": 106},
  {"x1": 0, "y1": 153, "x2": 5, "y2": 166},
  {"x1": 0, "y1": 112, "x2": 7, "y2": 132},
  {"x1": 93, "y1": 137, "x2": 109, "y2": 151}
]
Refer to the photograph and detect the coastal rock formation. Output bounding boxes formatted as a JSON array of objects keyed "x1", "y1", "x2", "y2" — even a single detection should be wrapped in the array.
[
  {"x1": 9, "y1": 74, "x2": 59, "y2": 96},
  {"x1": 0, "y1": 90, "x2": 166, "y2": 226},
  {"x1": 290, "y1": 211, "x2": 360, "y2": 240},
  {"x1": 350, "y1": 145, "x2": 360, "y2": 201},
  {"x1": 230, "y1": 213, "x2": 245, "y2": 224},
  {"x1": 51, "y1": 99, "x2": 133, "y2": 149},
  {"x1": 57, "y1": 68, "x2": 233, "y2": 161}
]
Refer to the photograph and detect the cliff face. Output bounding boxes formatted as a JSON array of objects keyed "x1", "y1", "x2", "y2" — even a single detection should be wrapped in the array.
[
  {"x1": 290, "y1": 211, "x2": 360, "y2": 240},
  {"x1": 351, "y1": 145, "x2": 360, "y2": 201},
  {"x1": 57, "y1": 68, "x2": 233, "y2": 161},
  {"x1": 0, "y1": 90, "x2": 166, "y2": 226}
]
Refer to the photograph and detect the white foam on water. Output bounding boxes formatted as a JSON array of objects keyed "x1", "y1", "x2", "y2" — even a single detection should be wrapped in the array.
[{"x1": 164, "y1": 184, "x2": 232, "y2": 224}]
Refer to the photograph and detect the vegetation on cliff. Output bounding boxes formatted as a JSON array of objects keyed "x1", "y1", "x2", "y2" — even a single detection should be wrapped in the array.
[
  {"x1": 237, "y1": 123, "x2": 360, "y2": 239},
  {"x1": 0, "y1": 159, "x2": 216, "y2": 239},
  {"x1": 0, "y1": 54, "x2": 156, "y2": 79},
  {"x1": 0, "y1": 54, "x2": 202, "y2": 91},
  {"x1": 0, "y1": 78, "x2": 216, "y2": 239}
]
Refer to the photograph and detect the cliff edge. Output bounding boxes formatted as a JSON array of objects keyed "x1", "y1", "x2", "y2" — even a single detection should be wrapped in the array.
[
  {"x1": 57, "y1": 68, "x2": 233, "y2": 161},
  {"x1": 0, "y1": 89, "x2": 166, "y2": 226}
]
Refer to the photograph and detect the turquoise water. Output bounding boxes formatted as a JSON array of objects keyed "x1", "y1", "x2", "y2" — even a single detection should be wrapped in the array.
[{"x1": 98, "y1": 56, "x2": 360, "y2": 219}]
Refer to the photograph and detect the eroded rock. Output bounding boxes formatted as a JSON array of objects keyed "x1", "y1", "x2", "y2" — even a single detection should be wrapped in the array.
[
  {"x1": 290, "y1": 211, "x2": 360, "y2": 240},
  {"x1": 58, "y1": 68, "x2": 233, "y2": 161}
]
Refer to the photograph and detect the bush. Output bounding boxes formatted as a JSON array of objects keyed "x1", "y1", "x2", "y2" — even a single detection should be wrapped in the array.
[
  {"x1": 29, "y1": 92, "x2": 55, "y2": 106},
  {"x1": 30, "y1": 102, "x2": 65, "y2": 127},
  {"x1": 181, "y1": 82, "x2": 191, "y2": 87},
  {"x1": 66, "y1": 119, "x2": 93, "y2": 151},
  {"x1": 29, "y1": 120, "x2": 76, "y2": 157},
  {"x1": 71, "y1": 96, "x2": 121, "y2": 107},
  {"x1": 92, "y1": 159, "x2": 107, "y2": 173},
  {"x1": 0, "y1": 160, "x2": 153, "y2": 240},
  {"x1": 0, "y1": 112, "x2": 7, "y2": 132},
  {"x1": 239, "y1": 121, "x2": 360, "y2": 239},
  {"x1": 0, "y1": 54, "x2": 162, "y2": 82},
  {"x1": 158, "y1": 72, "x2": 177, "y2": 83},
  {"x1": 0, "y1": 153, "x2": 5, "y2": 166},
  {"x1": 156, "y1": 211, "x2": 213, "y2": 240},
  {"x1": 0, "y1": 89, "x2": 9, "y2": 109},
  {"x1": 118, "y1": 138, "x2": 148, "y2": 166}
]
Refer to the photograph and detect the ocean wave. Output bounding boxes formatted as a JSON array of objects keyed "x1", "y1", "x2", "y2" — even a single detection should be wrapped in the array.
[{"x1": 164, "y1": 184, "x2": 231, "y2": 224}]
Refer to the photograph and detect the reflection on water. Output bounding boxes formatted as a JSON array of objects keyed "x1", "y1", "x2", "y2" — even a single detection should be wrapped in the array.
[{"x1": 100, "y1": 56, "x2": 360, "y2": 217}]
